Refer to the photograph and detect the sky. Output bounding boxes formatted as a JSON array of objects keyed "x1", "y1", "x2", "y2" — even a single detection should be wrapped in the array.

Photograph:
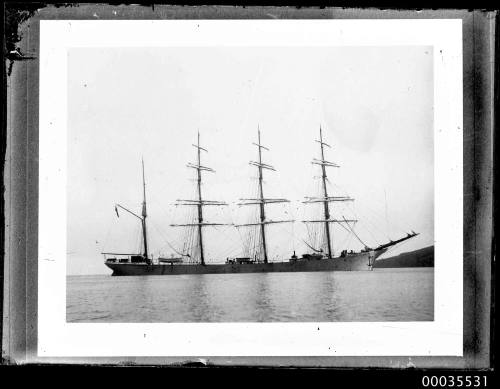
[{"x1": 67, "y1": 46, "x2": 433, "y2": 275}]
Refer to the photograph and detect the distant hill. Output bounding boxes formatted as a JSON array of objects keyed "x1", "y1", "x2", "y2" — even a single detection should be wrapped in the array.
[{"x1": 374, "y1": 246, "x2": 434, "y2": 268}]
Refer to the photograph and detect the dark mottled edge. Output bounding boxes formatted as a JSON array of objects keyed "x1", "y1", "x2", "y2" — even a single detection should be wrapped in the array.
[{"x1": 1, "y1": 4, "x2": 494, "y2": 369}]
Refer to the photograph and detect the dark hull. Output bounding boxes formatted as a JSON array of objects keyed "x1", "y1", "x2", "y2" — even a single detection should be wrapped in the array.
[{"x1": 105, "y1": 251, "x2": 385, "y2": 276}]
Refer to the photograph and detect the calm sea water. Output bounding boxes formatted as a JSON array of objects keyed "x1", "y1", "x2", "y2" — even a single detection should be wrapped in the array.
[{"x1": 67, "y1": 268, "x2": 433, "y2": 323}]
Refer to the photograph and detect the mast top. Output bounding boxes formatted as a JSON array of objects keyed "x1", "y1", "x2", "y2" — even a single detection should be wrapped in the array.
[
  {"x1": 316, "y1": 126, "x2": 331, "y2": 148},
  {"x1": 141, "y1": 157, "x2": 147, "y2": 218},
  {"x1": 253, "y1": 125, "x2": 270, "y2": 151}
]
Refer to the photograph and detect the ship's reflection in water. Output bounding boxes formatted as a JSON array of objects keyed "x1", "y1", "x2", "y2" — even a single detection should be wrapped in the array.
[{"x1": 67, "y1": 268, "x2": 434, "y2": 323}]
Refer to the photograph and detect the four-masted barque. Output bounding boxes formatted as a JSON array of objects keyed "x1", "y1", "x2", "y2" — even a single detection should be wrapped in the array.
[{"x1": 103, "y1": 128, "x2": 418, "y2": 276}]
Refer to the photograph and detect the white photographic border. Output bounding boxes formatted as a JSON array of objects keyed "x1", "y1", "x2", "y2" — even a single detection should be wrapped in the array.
[{"x1": 38, "y1": 19, "x2": 463, "y2": 357}]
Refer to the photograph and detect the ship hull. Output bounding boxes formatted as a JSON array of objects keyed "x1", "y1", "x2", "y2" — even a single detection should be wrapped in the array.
[{"x1": 105, "y1": 251, "x2": 385, "y2": 276}]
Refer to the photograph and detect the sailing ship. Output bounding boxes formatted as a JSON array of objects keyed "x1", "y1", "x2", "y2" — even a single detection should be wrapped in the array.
[{"x1": 103, "y1": 128, "x2": 418, "y2": 276}]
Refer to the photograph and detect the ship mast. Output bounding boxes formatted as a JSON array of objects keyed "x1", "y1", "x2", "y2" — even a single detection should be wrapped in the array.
[
  {"x1": 195, "y1": 132, "x2": 205, "y2": 264},
  {"x1": 318, "y1": 127, "x2": 332, "y2": 258},
  {"x1": 256, "y1": 130, "x2": 268, "y2": 262},
  {"x1": 109, "y1": 159, "x2": 151, "y2": 264},
  {"x1": 236, "y1": 128, "x2": 294, "y2": 263},
  {"x1": 170, "y1": 132, "x2": 229, "y2": 265},
  {"x1": 303, "y1": 127, "x2": 356, "y2": 258},
  {"x1": 141, "y1": 157, "x2": 150, "y2": 263}
]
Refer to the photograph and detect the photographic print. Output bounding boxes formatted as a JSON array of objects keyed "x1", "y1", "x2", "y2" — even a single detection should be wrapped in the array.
[
  {"x1": 35, "y1": 18, "x2": 463, "y2": 357},
  {"x1": 66, "y1": 45, "x2": 434, "y2": 324}
]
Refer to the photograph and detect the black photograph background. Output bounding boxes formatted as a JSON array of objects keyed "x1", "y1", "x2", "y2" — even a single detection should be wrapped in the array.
[{"x1": 1, "y1": 5, "x2": 494, "y2": 372}]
